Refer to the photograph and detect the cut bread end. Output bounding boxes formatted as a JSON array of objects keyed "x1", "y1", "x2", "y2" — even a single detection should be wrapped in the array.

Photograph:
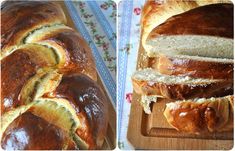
[
  {"x1": 146, "y1": 35, "x2": 233, "y2": 59},
  {"x1": 132, "y1": 68, "x2": 233, "y2": 100},
  {"x1": 139, "y1": 95, "x2": 160, "y2": 114},
  {"x1": 148, "y1": 54, "x2": 234, "y2": 79},
  {"x1": 164, "y1": 95, "x2": 233, "y2": 133},
  {"x1": 133, "y1": 68, "x2": 221, "y2": 85}
]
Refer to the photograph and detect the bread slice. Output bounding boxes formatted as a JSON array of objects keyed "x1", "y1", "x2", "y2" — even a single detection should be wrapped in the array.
[
  {"x1": 146, "y1": 35, "x2": 233, "y2": 59},
  {"x1": 132, "y1": 68, "x2": 233, "y2": 100},
  {"x1": 145, "y1": 3, "x2": 233, "y2": 55},
  {"x1": 149, "y1": 54, "x2": 234, "y2": 79},
  {"x1": 141, "y1": 1, "x2": 232, "y2": 50},
  {"x1": 148, "y1": 3, "x2": 233, "y2": 39},
  {"x1": 164, "y1": 95, "x2": 234, "y2": 134},
  {"x1": 145, "y1": 3, "x2": 233, "y2": 59},
  {"x1": 139, "y1": 95, "x2": 160, "y2": 114}
]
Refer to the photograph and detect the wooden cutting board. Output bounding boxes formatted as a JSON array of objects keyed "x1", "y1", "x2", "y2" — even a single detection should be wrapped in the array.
[
  {"x1": 58, "y1": 2, "x2": 116, "y2": 149},
  {"x1": 127, "y1": 16, "x2": 233, "y2": 151}
]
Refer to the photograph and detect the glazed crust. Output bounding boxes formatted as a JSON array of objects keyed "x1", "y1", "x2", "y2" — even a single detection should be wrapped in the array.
[
  {"x1": 145, "y1": 3, "x2": 234, "y2": 80},
  {"x1": 164, "y1": 95, "x2": 234, "y2": 134},
  {"x1": 1, "y1": 27, "x2": 97, "y2": 107},
  {"x1": 141, "y1": 0, "x2": 198, "y2": 48},
  {"x1": 1, "y1": 1, "x2": 107, "y2": 149},
  {"x1": 1, "y1": 51, "x2": 37, "y2": 114},
  {"x1": 148, "y1": 3, "x2": 234, "y2": 39},
  {"x1": 132, "y1": 78, "x2": 233, "y2": 100},
  {"x1": 141, "y1": 0, "x2": 231, "y2": 49},
  {"x1": 1, "y1": 1, "x2": 66, "y2": 57},
  {"x1": 149, "y1": 55, "x2": 234, "y2": 79},
  {"x1": 1, "y1": 46, "x2": 56, "y2": 114},
  {"x1": 27, "y1": 27, "x2": 97, "y2": 81},
  {"x1": 1, "y1": 112, "x2": 77, "y2": 150},
  {"x1": 43, "y1": 75, "x2": 108, "y2": 149},
  {"x1": 138, "y1": 0, "x2": 234, "y2": 134}
]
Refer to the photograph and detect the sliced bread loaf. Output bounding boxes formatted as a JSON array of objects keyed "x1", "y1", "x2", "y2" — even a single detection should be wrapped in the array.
[
  {"x1": 164, "y1": 95, "x2": 234, "y2": 134},
  {"x1": 132, "y1": 68, "x2": 233, "y2": 100},
  {"x1": 141, "y1": 1, "x2": 231, "y2": 50},
  {"x1": 145, "y1": 3, "x2": 233, "y2": 58}
]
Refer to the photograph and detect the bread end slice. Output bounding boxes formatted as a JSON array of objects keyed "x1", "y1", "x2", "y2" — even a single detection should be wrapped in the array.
[
  {"x1": 149, "y1": 54, "x2": 234, "y2": 79},
  {"x1": 164, "y1": 95, "x2": 233, "y2": 134},
  {"x1": 146, "y1": 35, "x2": 233, "y2": 59},
  {"x1": 132, "y1": 68, "x2": 233, "y2": 100}
]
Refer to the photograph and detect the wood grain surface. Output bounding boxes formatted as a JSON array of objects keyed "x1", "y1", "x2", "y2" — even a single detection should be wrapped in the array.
[
  {"x1": 58, "y1": 2, "x2": 116, "y2": 149},
  {"x1": 127, "y1": 10, "x2": 233, "y2": 150}
]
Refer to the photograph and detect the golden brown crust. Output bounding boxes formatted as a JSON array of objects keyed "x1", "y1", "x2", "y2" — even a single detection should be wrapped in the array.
[
  {"x1": 1, "y1": 1, "x2": 107, "y2": 149},
  {"x1": 1, "y1": 46, "x2": 57, "y2": 114},
  {"x1": 132, "y1": 78, "x2": 233, "y2": 100},
  {"x1": 141, "y1": 0, "x2": 197, "y2": 47},
  {"x1": 138, "y1": 0, "x2": 234, "y2": 135},
  {"x1": 164, "y1": 95, "x2": 233, "y2": 134},
  {"x1": 27, "y1": 27, "x2": 97, "y2": 81},
  {"x1": 1, "y1": 1, "x2": 66, "y2": 58},
  {"x1": 43, "y1": 75, "x2": 108, "y2": 149},
  {"x1": 149, "y1": 55, "x2": 234, "y2": 79},
  {"x1": 141, "y1": 0, "x2": 230, "y2": 49},
  {"x1": 148, "y1": 3, "x2": 233, "y2": 40},
  {"x1": 1, "y1": 112, "x2": 77, "y2": 150}
]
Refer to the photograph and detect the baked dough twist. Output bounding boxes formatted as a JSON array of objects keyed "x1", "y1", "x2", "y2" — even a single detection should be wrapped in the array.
[{"x1": 1, "y1": 1, "x2": 108, "y2": 149}]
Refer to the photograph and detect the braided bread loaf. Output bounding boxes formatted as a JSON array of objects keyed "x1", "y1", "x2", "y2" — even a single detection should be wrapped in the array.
[{"x1": 1, "y1": 1, "x2": 108, "y2": 150}]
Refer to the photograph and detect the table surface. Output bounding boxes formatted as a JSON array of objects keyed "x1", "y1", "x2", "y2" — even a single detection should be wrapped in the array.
[{"x1": 118, "y1": 0, "x2": 145, "y2": 149}]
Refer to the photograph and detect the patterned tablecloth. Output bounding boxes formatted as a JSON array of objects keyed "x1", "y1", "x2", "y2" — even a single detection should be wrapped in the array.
[
  {"x1": 65, "y1": 0, "x2": 116, "y2": 107},
  {"x1": 65, "y1": 0, "x2": 146, "y2": 149},
  {"x1": 118, "y1": 0, "x2": 145, "y2": 149}
]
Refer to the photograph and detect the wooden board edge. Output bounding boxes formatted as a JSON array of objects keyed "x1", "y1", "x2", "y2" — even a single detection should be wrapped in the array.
[{"x1": 127, "y1": 94, "x2": 234, "y2": 150}]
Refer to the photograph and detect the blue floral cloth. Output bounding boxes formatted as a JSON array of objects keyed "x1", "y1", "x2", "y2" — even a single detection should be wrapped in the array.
[
  {"x1": 118, "y1": 0, "x2": 145, "y2": 149},
  {"x1": 65, "y1": 0, "x2": 116, "y2": 107}
]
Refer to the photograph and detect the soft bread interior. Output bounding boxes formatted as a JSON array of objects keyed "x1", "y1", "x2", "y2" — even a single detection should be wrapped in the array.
[
  {"x1": 159, "y1": 54, "x2": 234, "y2": 63},
  {"x1": 146, "y1": 35, "x2": 233, "y2": 59},
  {"x1": 166, "y1": 95, "x2": 233, "y2": 106},
  {"x1": 132, "y1": 68, "x2": 222, "y2": 85},
  {"x1": 140, "y1": 95, "x2": 159, "y2": 114}
]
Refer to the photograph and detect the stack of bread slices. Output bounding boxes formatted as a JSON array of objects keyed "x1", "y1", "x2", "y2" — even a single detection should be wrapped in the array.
[{"x1": 132, "y1": 1, "x2": 234, "y2": 134}]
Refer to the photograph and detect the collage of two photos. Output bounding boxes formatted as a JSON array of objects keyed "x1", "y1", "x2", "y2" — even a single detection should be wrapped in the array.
[{"x1": 0, "y1": 0, "x2": 234, "y2": 150}]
